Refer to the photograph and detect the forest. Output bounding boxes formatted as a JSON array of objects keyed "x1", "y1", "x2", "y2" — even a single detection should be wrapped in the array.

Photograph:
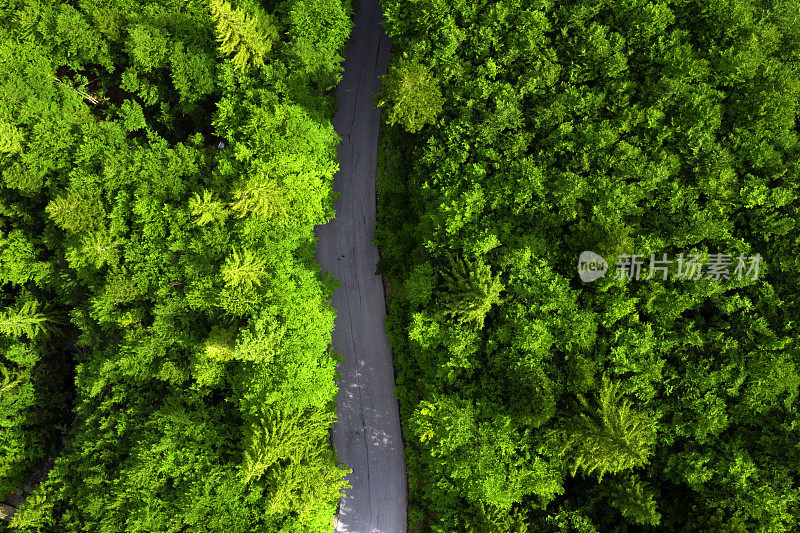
[
  {"x1": 376, "y1": 0, "x2": 800, "y2": 531},
  {"x1": 3, "y1": 0, "x2": 800, "y2": 531},
  {"x1": 0, "y1": 0, "x2": 353, "y2": 530}
]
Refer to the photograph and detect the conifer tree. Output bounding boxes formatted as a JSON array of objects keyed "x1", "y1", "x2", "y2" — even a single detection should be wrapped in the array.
[
  {"x1": 559, "y1": 376, "x2": 657, "y2": 480},
  {"x1": 439, "y1": 254, "x2": 504, "y2": 328},
  {"x1": 208, "y1": 0, "x2": 278, "y2": 72},
  {"x1": 602, "y1": 474, "x2": 661, "y2": 526},
  {"x1": 203, "y1": 323, "x2": 238, "y2": 361},
  {"x1": 230, "y1": 174, "x2": 290, "y2": 221},
  {"x1": 45, "y1": 190, "x2": 105, "y2": 233},
  {"x1": 0, "y1": 300, "x2": 55, "y2": 339},
  {"x1": 471, "y1": 501, "x2": 530, "y2": 533},
  {"x1": 221, "y1": 247, "x2": 267, "y2": 291},
  {"x1": 241, "y1": 407, "x2": 327, "y2": 484},
  {"x1": 0, "y1": 364, "x2": 22, "y2": 395},
  {"x1": 188, "y1": 189, "x2": 229, "y2": 226},
  {"x1": 241, "y1": 406, "x2": 348, "y2": 527},
  {"x1": 79, "y1": 226, "x2": 123, "y2": 269},
  {"x1": 0, "y1": 122, "x2": 22, "y2": 153}
]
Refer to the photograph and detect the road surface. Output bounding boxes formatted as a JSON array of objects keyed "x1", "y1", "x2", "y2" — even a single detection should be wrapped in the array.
[{"x1": 313, "y1": 0, "x2": 406, "y2": 532}]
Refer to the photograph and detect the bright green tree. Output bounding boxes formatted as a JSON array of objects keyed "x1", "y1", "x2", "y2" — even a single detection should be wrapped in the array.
[
  {"x1": 208, "y1": 0, "x2": 279, "y2": 72},
  {"x1": 377, "y1": 58, "x2": 444, "y2": 133},
  {"x1": 559, "y1": 376, "x2": 657, "y2": 480}
]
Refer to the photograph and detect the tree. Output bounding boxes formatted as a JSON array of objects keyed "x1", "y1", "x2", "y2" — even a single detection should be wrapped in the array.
[
  {"x1": 221, "y1": 247, "x2": 267, "y2": 291},
  {"x1": 242, "y1": 407, "x2": 325, "y2": 483},
  {"x1": 284, "y1": 0, "x2": 352, "y2": 89},
  {"x1": 242, "y1": 406, "x2": 349, "y2": 527},
  {"x1": 602, "y1": 474, "x2": 661, "y2": 526},
  {"x1": 439, "y1": 254, "x2": 504, "y2": 329},
  {"x1": 45, "y1": 190, "x2": 106, "y2": 233},
  {"x1": 188, "y1": 189, "x2": 229, "y2": 226},
  {"x1": 376, "y1": 59, "x2": 444, "y2": 133},
  {"x1": 208, "y1": 0, "x2": 279, "y2": 72},
  {"x1": 0, "y1": 122, "x2": 22, "y2": 153},
  {"x1": 0, "y1": 300, "x2": 56, "y2": 340},
  {"x1": 230, "y1": 174, "x2": 290, "y2": 221},
  {"x1": 559, "y1": 376, "x2": 657, "y2": 480}
]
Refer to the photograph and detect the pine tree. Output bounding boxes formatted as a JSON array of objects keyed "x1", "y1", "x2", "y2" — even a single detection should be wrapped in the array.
[
  {"x1": 559, "y1": 375, "x2": 657, "y2": 480},
  {"x1": 0, "y1": 364, "x2": 21, "y2": 394},
  {"x1": 208, "y1": 0, "x2": 279, "y2": 72},
  {"x1": 126, "y1": 23, "x2": 169, "y2": 73},
  {"x1": 45, "y1": 190, "x2": 105, "y2": 233},
  {"x1": 188, "y1": 189, "x2": 229, "y2": 226},
  {"x1": 0, "y1": 121, "x2": 22, "y2": 153},
  {"x1": 80, "y1": 226, "x2": 123, "y2": 269},
  {"x1": 469, "y1": 501, "x2": 529, "y2": 533},
  {"x1": 0, "y1": 300, "x2": 56, "y2": 339},
  {"x1": 203, "y1": 323, "x2": 238, "y2": 361},
  {"x1": 261, "y1": 448, "x2": 349, "y2": 525},
  {"x1": 602, "y1": 474, "x2": 661, "y2": 526},
  {"x1": 221, "y1": 247, "x2": 267, "y2": 291},
  {"x1": 241, "y1": 406, "x2": 348, "y2": 526},
  {"x1": 241, "y1": 407, "x2": 327, "y2": 483},
  {"x1": 8, "y1": 476, "x2": 57, "y2": 530},
  {"x1": 230, "y1": 175, "x2": 290, "y2": 221},
  {"x1": 439, "y1": 254, "x2": 504, "y2": 328}
]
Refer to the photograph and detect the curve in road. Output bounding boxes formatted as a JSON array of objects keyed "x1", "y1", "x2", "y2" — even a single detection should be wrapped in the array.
[{"x1": 313, "y1": 1, "x2": 406, "y2": 532}]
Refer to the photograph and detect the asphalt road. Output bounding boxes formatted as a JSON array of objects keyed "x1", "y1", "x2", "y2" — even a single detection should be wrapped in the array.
[{"x1": 313, "y1": 1, "x2": 407, "y2": 532}]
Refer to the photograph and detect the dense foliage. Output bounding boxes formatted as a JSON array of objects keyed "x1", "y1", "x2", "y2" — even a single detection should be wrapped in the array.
[
  {"x1": 377, "y1": 0, "x2": 800, "y2": 530},
  {"x1": 0, "y1": 0, "x2": 352, "y2": 530}
]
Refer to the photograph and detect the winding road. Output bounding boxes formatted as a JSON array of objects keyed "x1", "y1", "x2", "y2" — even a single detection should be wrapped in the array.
[{"x1": 313, "y1": 1, "x2": 407, "y2": 531}]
